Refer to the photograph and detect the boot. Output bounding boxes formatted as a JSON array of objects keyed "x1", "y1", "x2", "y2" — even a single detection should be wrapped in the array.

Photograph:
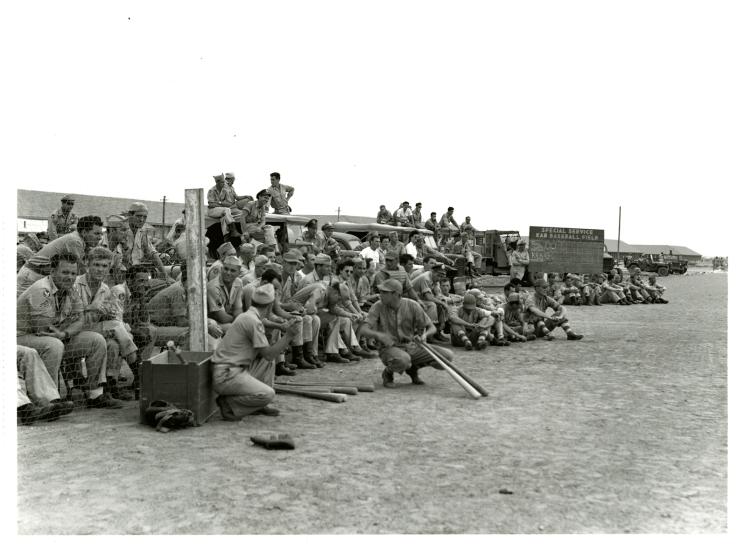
[
  {"x1": 107, "y1": 377, "x2": 134, "y2": 401},
  {"x1": 275, "y1": 362, "x2": 297, "y2": 376},
  {"x1": 406, "y1": 366, "x2": 425, "y2": 385},
  {"x1": 382, "y1": 369, "x2": 396, "y2": 388},
  {"x1": 339, "y1": 348, "x2": 360, "y2": 362},
  {"x1": 292, "y1": 346, "x2": 316, "y2": 369},
  {"x1": 303, "y1": 342, "x2": 324, "y2": 367}
]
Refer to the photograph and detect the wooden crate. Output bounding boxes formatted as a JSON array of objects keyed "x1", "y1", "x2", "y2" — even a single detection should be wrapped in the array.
[{"x1": 140, "y1": 350, "x2": 217, "y2": 425}]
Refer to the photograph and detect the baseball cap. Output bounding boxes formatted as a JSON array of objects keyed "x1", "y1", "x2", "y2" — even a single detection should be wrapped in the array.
[
  {"x1": 377, "y1": 279, "x2": 403, "y2": 294},
  {"x1": 314, "y1": 253, "x2": 332, "y2": 265},
  {"x1": 224, "y1": 172, "x2": 235, "y2": 179},
  {"x1": 462, "y1": 294, "x2": 477, "y2": 309},
  {"x1": 222, "y1": 255, "x2": 242, "y2": 267},
  {"x1": 507, "y1": 292, "x2": 521, "y2": 303},
  {"x1": 254, "y1": 254, "x2": 269, "y2": 266},
  {"x1": 105, "y1": 214, "x2": 127, "y2": 228},
  {"x1": 283, "y1": 252, "x2": 300, "y2": 263},
  {"x1": 61, "y1": 194, "x2": 75, "y2": 202},
  {"x1": 305, "y1": 219, "x2": 318, "y2": 228},
  {"x1": 217, "y1": 242, "x2": 236, "y2": 256},
  {"x1": 322, "y1": 222, "x2": 334, "y2": 230},
  {"x1": 128, "y1": 202, "x2": 148, "y2": 214},
  {"x1": 251, "y1": 283, "x2": 275, "y2": 305},
  {"x1": 256, "y1": 189, "x2": 270, "y2": 199},
  {"x1": 415, "y1": 202, "x2": 422, "y2": 207}
]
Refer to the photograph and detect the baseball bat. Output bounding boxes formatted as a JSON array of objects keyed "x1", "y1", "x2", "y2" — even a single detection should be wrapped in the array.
[
  {"x1": 283, "y1": 381, "x2": 375, "y2": 392},
  {"x1": 166, "y1": 341, "x2": 187, "y2": 364},
  {"x1": 275, "y1": 387, "x2": 347, "y2": 403},
  {"x1": 422, "y1": 342, "x2": 489, "y2": 397},
  {"x1": 417, "y1": 342, "x2": 481, "y2": 399},
  {"x1": 275, "y1": 383, "x2": 359, "y2": 395}
]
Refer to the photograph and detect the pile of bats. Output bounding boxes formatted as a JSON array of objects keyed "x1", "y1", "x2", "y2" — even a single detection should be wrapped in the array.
[{"x1": 274, "y1": 380, "x2": 374, "y2": 403}]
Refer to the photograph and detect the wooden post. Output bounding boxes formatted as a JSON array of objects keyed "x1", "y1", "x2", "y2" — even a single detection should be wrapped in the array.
[{"x1": 184, "y1": 189, "x2": 208, "y2": 351}]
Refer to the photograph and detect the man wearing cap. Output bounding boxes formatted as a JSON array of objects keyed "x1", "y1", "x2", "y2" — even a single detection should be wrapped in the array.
[
  {"x1": 373, "y1": 251, "x2": 420, "y2": 302},
  {"x1": 376, "y1": 205, "x2": 392, "y2": 225},
  {"x1": 299, "y1": 253, "x2": 335, "y2": 289},
  {"x1": 207, "y1": 256, "x2": 244, "y2": 332},
  {"x1": 449, "y1": 294, "x2": 494, "y2": 350},
  {"x1": 207, "y1": 173, "x2": 244, "y2": 239},
  {"x1": 47, "y1": 195, "x2": 79, "y2": 241},
  {"x1": 244, "y1": 189, "x2": 276, "y2": 245},
  {"x1": 278, "y1": 251, "x2": 321, "y2": 368},
  {"x1": 17, "y1": 253, "x2": 123, "y2": 409},
  {"x1": 208, "y1": 242, "x2": 237, "y2": 281},
  {"x1": 457, "y1": 232, "x2": 483, "y2": 278},
  {"x1": 211, "y1": 283, "x2": 303, "y2": 420},
  {"x1": 499, "y1": 292, "x2": 535, "y2": 342},
  {"x1": 17, "y1": 215, "x2": 105, "y2": 297},
  {"x1": 360, "y1": 279, "x2": 455, "y2": 388},
  {"x1": 224, "y1": 172, "x2": 255, "y2": 205},
  {"x1": 123, "y1": 202, "x2": 167, "y2": 275},
  {"x1": 410, "y1": 257, "x2": 451, "y2": 343},
  {"x1": 509, "y1": 240, "x2": 530, "y2": 282},
  {"x1": 394, "y1": 202, "x2": 414, "y2": 227},
  {"x1": 321, "y1": 223, "x2": 341, "y2": 260},
  {"x1": 300, "y1": 219, "x2": 325, "y2": 252},
  {"x1": 74, "y1": 247, "x2": 140, "y2": 400},
  {"x1": 525, "y1": 279, "x2": 584, "y2": 341},
  {"x1": 266, "y1": 172, "x2": 294, "y2": 214},
  {"x1": 17, "y1": 233, "x2": 42, "y2": 272},
  {"x1": 412, "y1": 203, "x2": 423, "y2": 227},
  {"x1": 438, "y1": 207, "x2": 460, "y2": 245}
]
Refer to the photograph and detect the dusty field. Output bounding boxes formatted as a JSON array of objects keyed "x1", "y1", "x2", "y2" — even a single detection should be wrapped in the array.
[{"x1": 17, "y1": 273, "x2": 727, "y2": 534}]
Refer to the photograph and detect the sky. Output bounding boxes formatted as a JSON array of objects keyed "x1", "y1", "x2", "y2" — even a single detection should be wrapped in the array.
[{"x1": 4, "y1": 0, "x2": 749, "y2": 258}]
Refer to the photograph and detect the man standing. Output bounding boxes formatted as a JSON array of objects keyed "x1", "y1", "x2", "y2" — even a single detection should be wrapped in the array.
[
  {"x1": 47, "y1": 194, "x2": 79, "y2": 240},
  {"x1": 360, "y1": 279, "x2": 455, "y2": 388},
  {"x1": 207, "y1": 174, "x2": 243, "y2": 239},
  {"x1": 211, "y1": 284, "x2": 303, "y2": 420},
  {"x1": 267, "y1": 172, "x2": 294, "y2": 214},
  {"x1": 508, "y1": 239, "x2": 530, "y2": 282},
  {"x1": 17, "y1": 215, "x2": 104, "y2": 297},
  {"x1": 17, "y1": 253, "x2": 122, "y2": 408}
]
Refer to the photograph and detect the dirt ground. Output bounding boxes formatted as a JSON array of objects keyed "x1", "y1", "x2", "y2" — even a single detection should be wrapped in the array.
[{"x1": 16, "y1": 271, "x2": 727, "y2": 534}]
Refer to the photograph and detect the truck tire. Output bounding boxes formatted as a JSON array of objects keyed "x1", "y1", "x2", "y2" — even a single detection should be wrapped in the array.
[{"x1": 657, "y1": 266, "x2": 669, "y2": 277}]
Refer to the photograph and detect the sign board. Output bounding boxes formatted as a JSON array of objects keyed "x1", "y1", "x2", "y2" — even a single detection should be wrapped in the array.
[{"x1": 528, "y1": 226, "x2": 604, "y2": 274}]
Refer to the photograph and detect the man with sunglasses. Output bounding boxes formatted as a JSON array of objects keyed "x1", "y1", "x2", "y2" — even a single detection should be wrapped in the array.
[{"x1": 47, "y1": 195, "x2": 79, "y2": 241}]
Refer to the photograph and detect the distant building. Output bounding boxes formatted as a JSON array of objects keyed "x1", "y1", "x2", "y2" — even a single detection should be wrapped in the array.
[{"x1": 604, "y1": 239, "x2": 702, "y2": 265}]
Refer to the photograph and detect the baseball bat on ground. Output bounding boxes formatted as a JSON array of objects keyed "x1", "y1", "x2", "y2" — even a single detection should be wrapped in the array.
[
  {"x1": 417, "y1": 342, "x2": 481, "y2": 399},
  {"x1": 274, "y1": 383, "x2": 359, "y2": 395},
  {"x1": 275, "y1": 387, "x2": 347, "y2": 403},
  {"x1": 421, "y1": 342, "x2": 489, "y2": 397},
  {"x1": 166, "y1": 341, "x2": 187, "y2": 364},
  {"x1": 283, "y1": 381, "x2": 375, "y2": 392}
]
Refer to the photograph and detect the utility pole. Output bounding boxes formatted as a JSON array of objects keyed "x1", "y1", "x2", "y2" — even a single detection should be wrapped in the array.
[
  {"x1": 162, "y1": 196, "x2": 167, "y2": 240},
  {"x1": 617, "y1": 206, "x2": 622, "y2": 266},
  {"x1": 337, "y1": 207, "x2": 340, "y2": 221}
]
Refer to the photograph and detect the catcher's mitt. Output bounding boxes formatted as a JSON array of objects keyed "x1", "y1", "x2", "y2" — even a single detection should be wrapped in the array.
[{"x1": 145, "y1": 400, "x2": 197, "y2": 433}]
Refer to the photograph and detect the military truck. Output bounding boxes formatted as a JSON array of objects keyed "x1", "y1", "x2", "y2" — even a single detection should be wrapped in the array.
[
  {"x1": 659, "y1": 254, "x2": 688, "y2": 274},
  {"x1": 625, "y1": 254, "x2": 672, "y2": 277}
]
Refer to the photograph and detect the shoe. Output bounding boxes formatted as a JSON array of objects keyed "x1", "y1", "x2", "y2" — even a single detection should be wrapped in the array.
[
  {"x1": 275, "y1": 363, "x2": 297, "y2": 376},
  {"x1": 339, "y1": 350, "x2": 360, "y2": 362},
  {"x1": 525, "y1": 334, "x2": 536, "y2": 341},
  {"x1": 352, "y1": 347, "x2": 377, "y2": 358},
  {"x1": 251, "y1": 405, "x2": 281, "y2": 417},
  {"x1": 86, "y1": 394, "x2": 124, "y2": 409},
  {"x1": 406, "y1": 367, "x2": 425, "y2": 385},
  {"x1": 496, "y1": 338, "x2": 510, "y2": 346},
  {"x1": 17, "y1": 404, "x2": 37, "y2": 425},
  {"x1": 49, "y1": 399, "x2": 74, "y2": 418},
  {"x1": 566, "y1": 332, "x2": 584, "y2": 341},
  {"x1": 292, "y1": 347, "x2": 316, "y2": 369},
  {"x1": 463, "y1": 339, "x2": 473, "y2": 350},
  {"x1": 326, "y1": 353, "x2": 350, "y2": 364},
  {"x1": 110, "y1": 385, "x2": 135, "y2": 400},
  {"x1": 544, "y1": 333, "x2": 555, "y2": 341},
  {"x1": 432, "y1": 331, "x2": 448, "y2": 343},
  {"x1": 382, "y1": 369, "x2": 396, "y2": 389},
  {"x1": 216, "y1": 396, "x2": 241, "y2": 421},
  {"x1": 476, "y1": 339, "x2": 488, "y2": 350}
]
